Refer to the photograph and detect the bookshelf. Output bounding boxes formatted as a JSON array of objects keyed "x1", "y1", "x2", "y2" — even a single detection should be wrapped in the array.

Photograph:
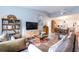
[{"x1": 2, "y1": 15, "x2": 21, "y2": 39}]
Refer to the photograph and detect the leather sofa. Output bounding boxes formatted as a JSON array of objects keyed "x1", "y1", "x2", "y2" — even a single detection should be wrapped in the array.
[{"x1": 0, "y1": 38, "x2": 29, "y2": 52}]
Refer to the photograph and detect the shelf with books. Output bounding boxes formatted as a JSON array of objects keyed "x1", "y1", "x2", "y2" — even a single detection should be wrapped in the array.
[{"x1": 2, "y1": 16, "x2": 21, "y2": 39}]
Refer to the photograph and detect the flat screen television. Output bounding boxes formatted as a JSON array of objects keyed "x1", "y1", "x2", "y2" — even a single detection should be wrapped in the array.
[{"x1": 26, "y1": 22, "x2": 38, "y2": 30}]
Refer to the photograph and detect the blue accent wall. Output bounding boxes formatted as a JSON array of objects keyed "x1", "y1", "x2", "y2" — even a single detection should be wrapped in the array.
[{"x1": 0, "y1": 6, "x2": 48, "y2": 36}]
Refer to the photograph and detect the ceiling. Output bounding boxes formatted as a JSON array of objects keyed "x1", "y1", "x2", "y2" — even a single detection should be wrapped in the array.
[{"x1": 24, "y1": 6, "x2": 74, "y2": 13}]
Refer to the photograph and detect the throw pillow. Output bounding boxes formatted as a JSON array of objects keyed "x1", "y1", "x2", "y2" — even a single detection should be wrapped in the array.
[{"x1": 0, "y1": 33, "x2": 8, "y2": 42}]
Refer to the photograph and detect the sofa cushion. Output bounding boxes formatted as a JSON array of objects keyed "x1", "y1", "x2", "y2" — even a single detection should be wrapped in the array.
[
  {"x1": 0, "y1": 33, "x2": 8, "y2": 42},
  {"x1": 0, "y1": 38, "x2": 28, "y2": 52}
]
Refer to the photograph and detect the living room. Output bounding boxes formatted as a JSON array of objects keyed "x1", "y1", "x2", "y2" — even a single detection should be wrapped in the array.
[{"x1": 0, "y1": 6, "x2": 79, "y2": 52}]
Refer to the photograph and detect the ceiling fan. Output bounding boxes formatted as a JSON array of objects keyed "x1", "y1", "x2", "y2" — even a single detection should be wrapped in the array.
[{"x1": 59, "y1": 9, "x2": 72, "y2": 16}]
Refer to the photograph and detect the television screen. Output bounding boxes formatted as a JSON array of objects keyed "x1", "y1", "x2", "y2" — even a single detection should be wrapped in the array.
[{"x1": 26, "y1": 22, "x2": 38, "y2": 30}]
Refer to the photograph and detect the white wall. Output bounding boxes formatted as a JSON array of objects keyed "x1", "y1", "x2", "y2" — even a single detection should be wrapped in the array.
[
  {"x1": 0, "y1": 6, "x2": 49, "y2": 36},
  {"x1": 49, "y1": 7, "x2": 79, "y2": 17}
]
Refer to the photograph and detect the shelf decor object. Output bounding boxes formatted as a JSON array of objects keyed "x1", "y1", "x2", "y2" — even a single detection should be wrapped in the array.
[{"x1": 2, "y1": 15, "x2": 21, "y2": 39}]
